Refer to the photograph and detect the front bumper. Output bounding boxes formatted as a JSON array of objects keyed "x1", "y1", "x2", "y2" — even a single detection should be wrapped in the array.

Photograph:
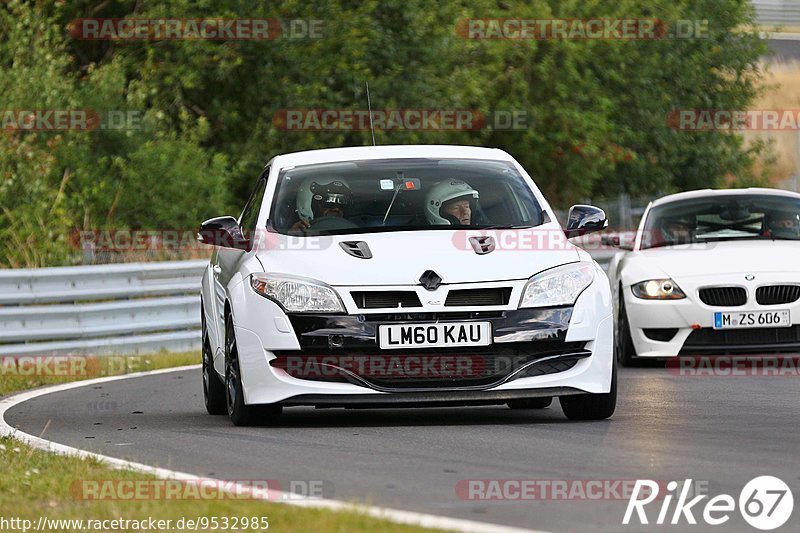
[
  {"x1": 233, "y1": 312, "x2": 613, "y2": 406},
  {"x1": 281, "y1": 387, "x2": 586, "y2": 408},
  {"x1": 623, "y1": 273, "x2": 800, "y2": 357},
  {"x1": 270, "y1": 308, "x2": 590, "y2": 392},
  {"x1": 230, "y1": 270, "x2": 613, "y2": 405}
]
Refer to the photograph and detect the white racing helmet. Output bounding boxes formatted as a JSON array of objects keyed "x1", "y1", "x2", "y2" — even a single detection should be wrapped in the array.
[
  {"x1": 296, "y1": 178, "x2": 352, "y2": 222},
  {"x1": 424, "y1": 179, "x2": 480, "y2": 225}
]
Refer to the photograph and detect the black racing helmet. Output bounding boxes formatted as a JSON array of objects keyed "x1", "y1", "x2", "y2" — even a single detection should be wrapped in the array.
[{"x1": 309, "y1": 180, "x2": 353, "y2": 218}]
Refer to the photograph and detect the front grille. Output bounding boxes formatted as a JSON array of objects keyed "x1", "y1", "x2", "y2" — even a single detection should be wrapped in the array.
[
  {"x1": 445, "y1": 288, "x2": 511, "y2": 307},
  {"x1": 286, "y1": 308, "x2": 571, "y2": 350},
  {"x1": 699, "y1": 287, "x2": 747, "y2": 307},
  {"x1": 364, "y1": 311, "x2": 505, "y2": 322},
  {"x1": 756, "y1": 285, "x2": 800, "y2": 305},
  {"x1": 271, "y1": 341, "x2": 588, "y2": 390},
  {"x1": 519, "y1": 358, "x2": 580, "y2": 377},
  {"x1": 680, "y1": 325, "x2": 800, "y2": 354},
  {"x1": 351, "y1": 291, "x2": 421, "y2": 309}
]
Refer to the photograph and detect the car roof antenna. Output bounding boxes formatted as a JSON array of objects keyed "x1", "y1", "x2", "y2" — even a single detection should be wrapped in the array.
[{"x1": 366, "y1": 81, "x2": 376, "y2": 146}]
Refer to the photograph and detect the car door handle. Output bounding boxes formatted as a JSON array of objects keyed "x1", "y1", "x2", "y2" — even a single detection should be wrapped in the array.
[{"x1": 213, "y1": 265, "x2": 221, "y2": 275}]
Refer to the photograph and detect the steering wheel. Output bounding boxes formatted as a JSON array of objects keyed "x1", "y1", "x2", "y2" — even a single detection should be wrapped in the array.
[{"x1": 310, "y1": 216, "x2": 359, "y2": 231}]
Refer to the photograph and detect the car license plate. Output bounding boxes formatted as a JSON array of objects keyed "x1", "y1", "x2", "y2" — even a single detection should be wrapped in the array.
[
  {"x1": 378, "y1": 322, "x2": 491, "y2": 349},
  {"x1": 713, "y1": 310, "x2": 791, "y2": 330}
]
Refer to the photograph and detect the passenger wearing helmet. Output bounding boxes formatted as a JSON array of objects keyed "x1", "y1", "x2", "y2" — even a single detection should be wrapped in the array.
[
  {"x1": 765, "y1": 211, "x2": 800, "y2": 239},
  {"x1": 425, "y1": 179, "x2": 480, "y2": 225},
  {"x1": 661, "y1": 217, "x2": 693, "y2": 244},
  {"x1": 290, "y1": 179, "x2": 353, "y2": 232}
]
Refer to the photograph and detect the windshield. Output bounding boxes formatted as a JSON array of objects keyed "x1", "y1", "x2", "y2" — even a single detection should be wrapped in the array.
[
  {"x1": 641, "y1": 194, "x2": 800, "y2": 250},
  {"x1": 270, "y1": 158, "x2": 545, "y2": 236}
]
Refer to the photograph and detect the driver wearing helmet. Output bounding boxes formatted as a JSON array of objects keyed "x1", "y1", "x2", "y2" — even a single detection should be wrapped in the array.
[
  {"x1": 661, "y1": 217, "x2": 694, "y2": 244},
  {"x1": 425, "y1": 179, "x2": 480, "y2": 225},
  {"x1": 765, "y1": 211, "x2": 800, "y2": 239},
  {"x1": 290, "y1": 179, "x2": 353, "y2": 233}
]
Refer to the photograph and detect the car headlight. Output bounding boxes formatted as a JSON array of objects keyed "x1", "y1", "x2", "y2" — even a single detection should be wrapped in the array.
[
  {"x1": 631, "y1": 279, "x2": 686, "y2": 300},
  {"x1": 520, "y1": 263, "x2": 594, "y2": 308},
  {"x1": 250, "y1": 273, "x2": 345, "y2": 313}
]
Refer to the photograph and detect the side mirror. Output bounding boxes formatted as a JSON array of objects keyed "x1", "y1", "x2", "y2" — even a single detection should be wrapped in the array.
[
  {"x1": 565, "y1": 205, "x2": 608, "y2": 239},
  {"x1": 197, "y1": 216, "x2": 249, "y2": 250}
]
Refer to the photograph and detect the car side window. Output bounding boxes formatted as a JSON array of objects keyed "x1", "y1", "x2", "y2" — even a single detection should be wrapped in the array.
[{"x1": 239, "y1": 170, "x2": 269, "y2": 240}]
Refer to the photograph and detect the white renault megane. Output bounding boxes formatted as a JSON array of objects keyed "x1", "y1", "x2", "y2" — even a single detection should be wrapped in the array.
[
  {"x1": 608, "y1": 188, "x2": 800, "y2": 366},
  {"x1": 198, "y1": 145, "x2": 615, "y2": 425}
]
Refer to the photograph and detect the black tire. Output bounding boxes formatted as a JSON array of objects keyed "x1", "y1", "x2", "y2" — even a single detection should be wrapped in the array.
[
  {"x1": 559, "y1": 362, "x2": 617, "y2": 420},
  {"x1": 224, "y1": 312, "x2": 282, "y2": 426},
  {"x1": 616, "y1": 295, "x2": 639, "y2": 367},
  {"x1": 202, "y1": 305, "x2": 227, "y2": 415},
  {"x1": 203, "y1": 339, "x2": 227, "y2": 415},
  {"x1": 507, "y1": 397, "x2": 553, "y2": 409}
]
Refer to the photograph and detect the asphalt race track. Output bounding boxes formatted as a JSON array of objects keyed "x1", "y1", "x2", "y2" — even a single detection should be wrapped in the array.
[
  {"x1": 768, "y1": 39, "x2": 800, "y2": 61},
  {"x1": 5, "y1": 367, "x2": 800, "y2": 532}
]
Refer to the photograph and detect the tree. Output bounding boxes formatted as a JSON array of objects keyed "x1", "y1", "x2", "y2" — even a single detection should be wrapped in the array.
[{"x1": 0, "y1": 0, "x2": 768, "y2": 266}]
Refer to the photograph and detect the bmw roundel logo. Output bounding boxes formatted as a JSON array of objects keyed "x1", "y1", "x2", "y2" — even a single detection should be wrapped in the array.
[{"x1": 745, "y1": 274, "x2": 755, "y2": 281}]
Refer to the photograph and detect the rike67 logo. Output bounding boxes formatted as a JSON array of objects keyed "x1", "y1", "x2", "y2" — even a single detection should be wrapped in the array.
[{"x1": 624, "y1": 476, "x2": 794, "y2": 530}]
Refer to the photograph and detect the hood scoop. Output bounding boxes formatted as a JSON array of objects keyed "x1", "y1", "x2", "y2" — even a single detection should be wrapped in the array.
[{"x1": 339, "y1": 241, "x2": 373, "y2": 259}]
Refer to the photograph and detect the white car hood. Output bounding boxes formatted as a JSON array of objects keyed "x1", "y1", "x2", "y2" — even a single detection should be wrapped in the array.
[
  {"x1": 256, "y1": 225, "x2": 581, "y2": 286},
  {"x1": 625, "y1": 240, "x2": 800, "y2": 281}
]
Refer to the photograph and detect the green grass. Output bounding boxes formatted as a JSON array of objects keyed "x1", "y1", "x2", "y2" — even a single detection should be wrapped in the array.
[
  {"x1": 0, "y1": 352, "x2": 441, "y2": 532},
  {"x1": 759, "y1": 25, "x2": 800, "y2": 34},
  {"x1": 0, "y1": 351, "x2": 199, "y2": 397}
]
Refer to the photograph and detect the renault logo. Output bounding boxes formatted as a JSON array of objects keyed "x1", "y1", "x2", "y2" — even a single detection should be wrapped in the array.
[{"x1": 419, "y1": 270, "x2": 443, "y2": 291}]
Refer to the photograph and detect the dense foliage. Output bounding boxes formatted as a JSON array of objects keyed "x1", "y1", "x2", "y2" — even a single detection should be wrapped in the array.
[{"x1": 0, "y1": 0, "x2": 767, "y2": 266}]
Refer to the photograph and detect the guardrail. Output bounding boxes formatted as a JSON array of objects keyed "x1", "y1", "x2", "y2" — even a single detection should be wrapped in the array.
[
  {"x1": 0, "y1": 260, "x2": 206, "y2": 356},
  {"x1": 753, "y1": 0, "x2": 800, "y2": 26}
]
